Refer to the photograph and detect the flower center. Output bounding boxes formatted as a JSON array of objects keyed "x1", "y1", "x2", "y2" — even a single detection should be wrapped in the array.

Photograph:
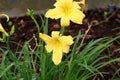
[
  {"x1": 61, "y1": 3, "x2": 72, "y2": 16},
  {"x1": 54, "y1": 38, "x2": 60, "y2": 43}
]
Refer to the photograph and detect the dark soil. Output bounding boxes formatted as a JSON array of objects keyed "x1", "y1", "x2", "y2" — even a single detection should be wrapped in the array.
[{"x1": 0, "y1": 8, "x2": 120, "y2": 80}]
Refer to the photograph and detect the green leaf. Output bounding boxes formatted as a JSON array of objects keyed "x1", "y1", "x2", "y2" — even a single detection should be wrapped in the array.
[
  {"x1": 0, "y1": 63, "x2": 15, "y2": 78},
  {"x1": 9, "y1": 25, "x2": 15, "y2": 36}
]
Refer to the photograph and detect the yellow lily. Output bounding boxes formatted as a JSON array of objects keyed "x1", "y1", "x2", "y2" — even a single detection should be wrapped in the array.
[
  {"x1": 39, "y1": 31, "x2": 74, "y2": 65},
  {"x1": 0, "y1": 14, "x2": 9, "y2": 36},
  {"x1": 0, "y1": 23, "x2": 8, "y2": 36},
  {"x1": 45, "y1": 0, "x2": 85, "y2": 27}
]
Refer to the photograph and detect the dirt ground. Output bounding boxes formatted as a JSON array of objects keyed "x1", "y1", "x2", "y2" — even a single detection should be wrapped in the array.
[{"x1": 0, "y1": 8, "x2": 120, "y2": 79}]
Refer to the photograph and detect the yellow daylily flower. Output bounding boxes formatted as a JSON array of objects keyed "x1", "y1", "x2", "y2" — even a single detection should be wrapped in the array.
[
  {"x1": 39, "y1": 31, "x2": 74, "y2": 65},
  {"x1": 0, "y1": 14, "x2": 9, "y2": 36},
  {"x1": 45, "y1": 0, "x2": 85, "y2": 27},
  {"x1": 0, "y1": 23, "x2": 8, "y2": 36}
]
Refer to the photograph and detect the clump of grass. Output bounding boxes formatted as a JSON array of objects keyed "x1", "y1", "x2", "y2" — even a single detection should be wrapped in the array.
[{"x1": 0, "y1": 9, "x2": 120, "y2": 80}]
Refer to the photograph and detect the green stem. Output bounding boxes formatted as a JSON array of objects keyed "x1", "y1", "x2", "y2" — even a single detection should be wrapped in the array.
[
  {"x1": 60, "y1": 27, "x2": 66, "y2": 35},
  {"x1": 27, "y1": 9, "x2": 40, "y2": 34},
  {"x1": 30, "y1": 15, "x2": 40, "y2": 34},
  {"x1": 6, "y1": 37, "x2": 10, "y2": 50}
]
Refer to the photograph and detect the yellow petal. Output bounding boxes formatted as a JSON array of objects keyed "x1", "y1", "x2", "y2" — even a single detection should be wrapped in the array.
[
  {"x1": 39, "y1": 33, "x2": 52, "y2": 44},
  {"x1": 72, "y1": 2, "x2": 81, "y2": 9},
  {"x1": 60, "y1": 36, "x2": 74, "y2": 45},
  {"x1": 62, "y1": 45, "x2": 70, "y2": 53},
  {"x1": 60, "y1": 36, "x2": 73, "y2": 53},
  {"x1": 45, "y1": 8, "x2": 63, "y2": 19},
  {"x1": 61, "y1": 16, "x2": 70, "y2": 27},
  {"x1": 54, "y1": 0, "x2": 73, "y2": 7},
  {"x1": 52, "y1": 45, "x2": 62, "y2": 65},
  {"x1": 45, "y1": 44, "x2": 54, "y2": 52},
  {"x1": 51, "y1": 31, "x2": 60, "y2": 38},
  {"x1": 0, "y1": 23, "x2": 8, "y2": 36},
  {"x1": 70, "y1": 9, "x2": 85, "y2": 24}
]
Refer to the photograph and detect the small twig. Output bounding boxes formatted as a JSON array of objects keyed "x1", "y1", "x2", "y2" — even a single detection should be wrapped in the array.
[
  {"x1": 80, "y1": 23, "x2": 92, "y2": 46},
  {"x1": 28, "y1": 34, "x2": 38, "y2": 52},
  {"x1": 93, "y1": 10, "x2": 116, "y2": 26},
  {"x1": 76, "y1": 10, "x2": 117, "y2": 54},
  {"x1": 76, "y1": 22, "x2": 93, "y2": 54},
  {"x1": 28, "y1": 34, "x2": 38, "y2": 72}
]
